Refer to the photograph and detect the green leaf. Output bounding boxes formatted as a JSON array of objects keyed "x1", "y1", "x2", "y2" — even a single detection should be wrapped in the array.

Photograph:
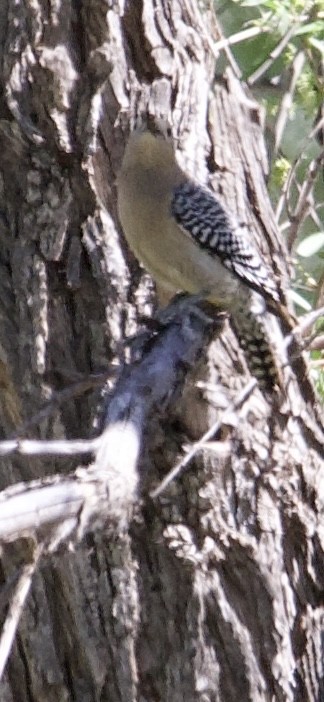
[
  {"x1": 296, "y1": 232, "x2": 324, "y2": 257},
  {"x1": 295, "y1": 23, "x2": 324, "y2": 37}
]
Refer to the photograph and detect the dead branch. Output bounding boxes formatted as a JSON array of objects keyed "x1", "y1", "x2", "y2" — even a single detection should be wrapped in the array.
[{"x1": 0, "y1": 296, "x2": 221, "y2": 548}]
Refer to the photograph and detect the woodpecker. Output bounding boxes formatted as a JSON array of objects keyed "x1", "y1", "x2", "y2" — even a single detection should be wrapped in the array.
[{"x1": 117, "y1": 125, "x2": 284, "y2": 393}]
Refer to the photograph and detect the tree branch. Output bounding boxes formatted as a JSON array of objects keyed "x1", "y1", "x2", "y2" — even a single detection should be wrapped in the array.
[{"x1": 0, "y1": 296, "x2": 222, "y2": 547}]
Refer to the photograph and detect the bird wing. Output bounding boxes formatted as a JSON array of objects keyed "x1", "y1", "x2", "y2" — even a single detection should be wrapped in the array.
[{"x1": 171, "y1": 181, "x2": 279, "y2": 304}]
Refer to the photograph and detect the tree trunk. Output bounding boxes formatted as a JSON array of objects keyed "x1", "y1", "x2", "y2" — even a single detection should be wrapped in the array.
[{"x1": 0, "y1": 1, "x2": 323, "y2": 701}]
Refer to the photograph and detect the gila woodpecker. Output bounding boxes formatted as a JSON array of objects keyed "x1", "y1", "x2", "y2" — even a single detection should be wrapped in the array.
[{"x1": 117, "y1": 125, "x2": 283, "y2": 393}]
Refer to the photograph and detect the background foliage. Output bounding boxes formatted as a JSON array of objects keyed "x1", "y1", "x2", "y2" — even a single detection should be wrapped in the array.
[{"x1": 216, "y1": 0, "x2": 324, "y2": 395}]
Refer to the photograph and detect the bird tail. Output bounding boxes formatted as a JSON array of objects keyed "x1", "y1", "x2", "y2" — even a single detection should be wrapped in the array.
[{"x1": 230, "y1": 290, "x2": 283, "y2": 396}]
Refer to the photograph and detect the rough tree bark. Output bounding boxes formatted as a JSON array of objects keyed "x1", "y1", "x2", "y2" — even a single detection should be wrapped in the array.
[{"x1": 0, "y1": 1, "x2": 323, "y2": 701}]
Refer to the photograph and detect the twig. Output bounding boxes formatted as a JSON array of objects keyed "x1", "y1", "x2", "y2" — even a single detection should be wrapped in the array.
[
  {"x1": 286, "y1": 153, "x2": 324, "y2": 252},
  {"x1": 213, "y1": 26, "x2": 268, "y2": 52},
  {"x1": 14, "y1": 371, "x2": 115, "y2": 436},
  {"x1": 274, "y1": 51, "x2": 305, "y2": 155},
  {"x1": 308, "y1": 334, "x2": 324, "y2": 352},
  {"x1": 0, "y1": 545, "x2": 43, "y2": 679},
  {"x1": 277, "y1": 108, "x2": 324, "y2": 229},
  {"x1": 0, "y1": 295, "x2": 220, "y2": 546},
  {"x1": 202, "y1": 15, "x2": 242, "y2": 78},
  {"x1": 309, "y1": 115, "x2": 324, "y2": 144},
  {"x1": 0, "y1": 437, "x2": 100, "y2": 457},
  {"x1": 150, "y1": 379, "x2": 257, "y2": 499},
  {"x1": 292, "y1": 305, "x2": 324, "y2": 338},
  {"x1": 275, "y1": 166, "x2": 291, "y2": 224},
  {"x1": 247, "y1": 26, "x2": 296, "y2": 86}
]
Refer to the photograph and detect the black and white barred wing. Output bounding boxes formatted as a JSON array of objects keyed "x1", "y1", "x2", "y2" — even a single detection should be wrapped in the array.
[{"x1": 171, "y1": 181, "x2": 279, "y2": 304}]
